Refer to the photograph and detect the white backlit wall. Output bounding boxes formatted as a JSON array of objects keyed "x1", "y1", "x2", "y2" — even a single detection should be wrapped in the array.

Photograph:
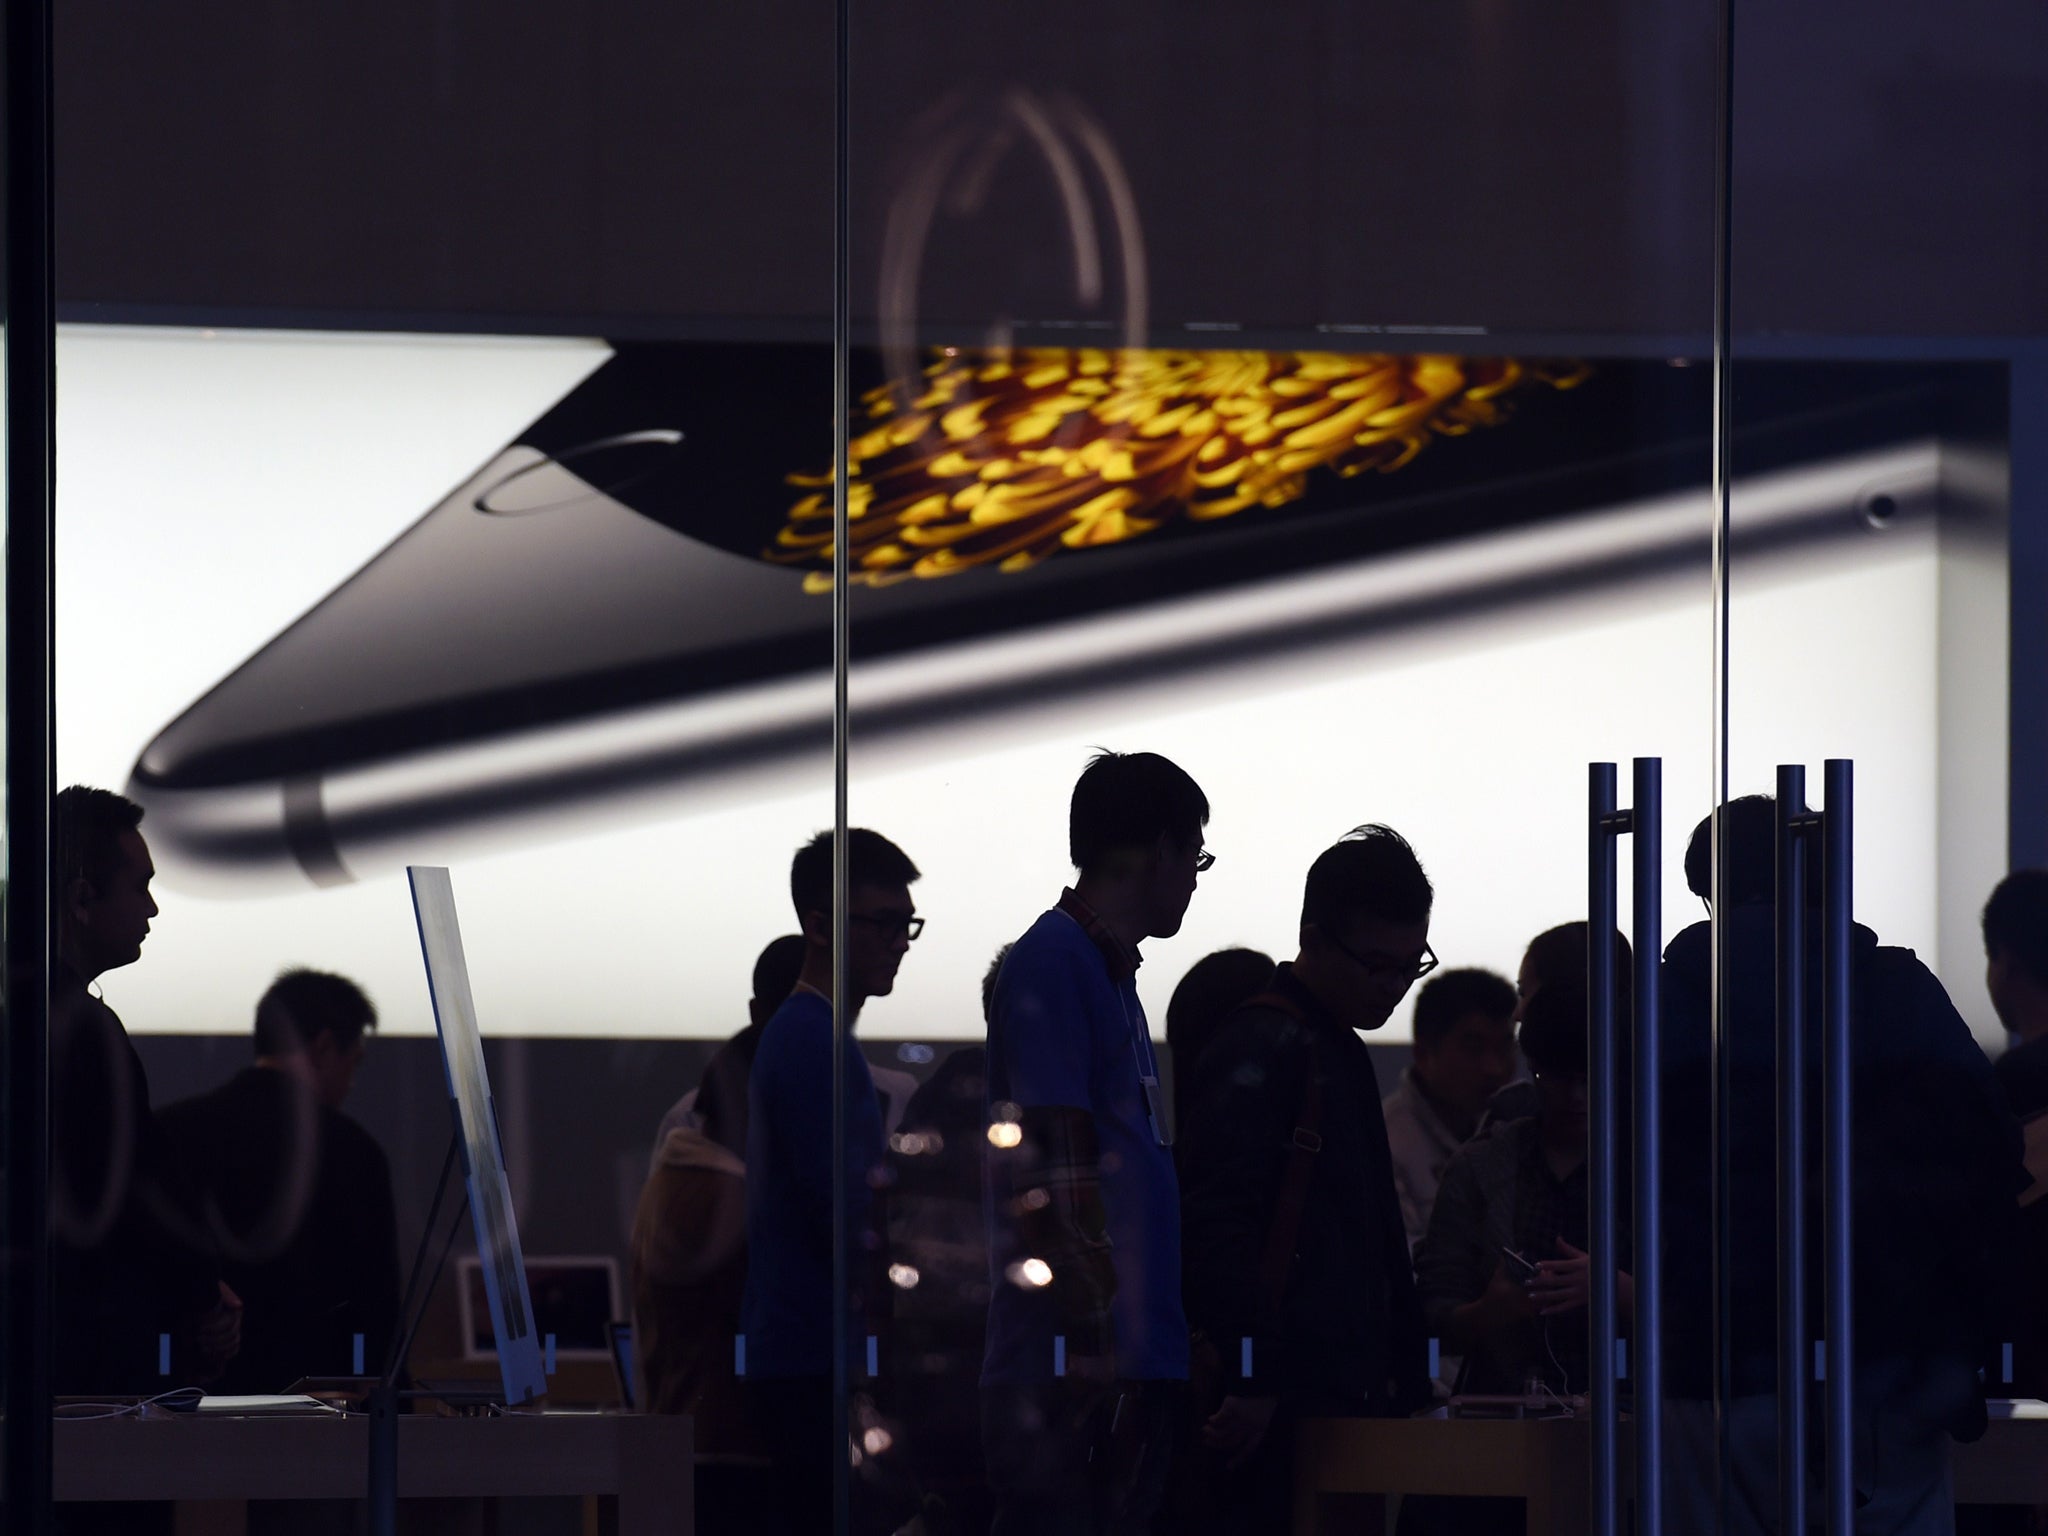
[{"x1": 52, "y1": 327, "x2": 1975, "y2": 1045}]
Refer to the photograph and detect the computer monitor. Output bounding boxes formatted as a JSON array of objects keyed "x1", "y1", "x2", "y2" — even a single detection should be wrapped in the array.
[
  {"x1": 407, "y1": 866, "x2": 548, "y2": 1406},
  {"x1": 457, "y1": 1254, "x2": 620, "y2": 1363}
]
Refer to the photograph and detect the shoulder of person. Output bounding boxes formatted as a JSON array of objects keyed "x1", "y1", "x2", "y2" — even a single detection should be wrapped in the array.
[
  {"x1": 156, "y1": 1077, "x2": 235, "y2": 1140},
  {"x1": 753, "y1": 990, "x2": 832, "y2": 1064},
  {"x1": 326, "y1": 1106, "x2": 393, "y2": 1168},
  {"x1": 1198, "y1": 1002, "x2": 1315, "y2": 1084},
  {"x1": 996, "y1": 916, "x2": 1110, "y2": 998},
  {"x1": 1453, "y1": 1113, "x2": 1530, "y2": 1170}
]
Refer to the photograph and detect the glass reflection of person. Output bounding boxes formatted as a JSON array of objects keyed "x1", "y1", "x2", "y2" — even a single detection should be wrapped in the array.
[
  {"x1": 741, "y1": 829, "x2": 922, "y2": 1535},
  {"x1": 51, "y1": 785, "x2": 241, "y2": 1398},
  {"x1": 981, "y1": 751, "x2": 1209, "y2": 1536}
]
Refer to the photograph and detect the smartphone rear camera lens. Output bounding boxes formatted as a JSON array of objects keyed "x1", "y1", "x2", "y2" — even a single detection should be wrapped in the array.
[{"x1": 476, "y1": 430, "x2": 684, "y2": 516}]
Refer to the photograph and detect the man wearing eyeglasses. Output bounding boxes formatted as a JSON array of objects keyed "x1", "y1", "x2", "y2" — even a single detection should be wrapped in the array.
[
  {"x1": 981, "y1": 750, "x2": 1211, "y2": 1536},
  {"x1": 741, "y1": 827, "x2": 922, "y2": 1534},
  {"x1": 1174, "y1": 824, "x2": 1436, "y2": 1536}
]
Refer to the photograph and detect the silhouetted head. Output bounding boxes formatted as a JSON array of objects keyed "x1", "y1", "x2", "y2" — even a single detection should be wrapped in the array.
[
  {"x1": 1984, "y1": 870, "x2": 2048, "y2": 1041},
  {"x1": 1069, "y1": 750, "x2": 1211, "y2": 939},
  {"x1": 1164, "y1": 946, "x2": 1277, "y2": 1116},
  {"x1": 981, "y1": 943, "x2": 1014, "y2": 1026},
  {"x1": 748, "y1": 934, "x2": 807, "y2": 1027},
  {"x1": 790, "y1": 829, "x2": 923, "y2": 1005},
  {"x1": 255, "y1": 968, "x2": 378, "y2": 1108},
  {"x1": 1516, "y1": 921, "x2": 1632, "y2": 1031},
  {"x1": 55, "y1": 785, "x2": 157, "y2": 983},
  {"x1": 1410, "y1": 967, "x2": 1518, "y2": 1120},
  {"x1": 1684, "y1": 794, "x2": 1817, "y2": 910},
  {"x1": 1295, "y1": 824, "x2": 1435, "y2": 1034}
]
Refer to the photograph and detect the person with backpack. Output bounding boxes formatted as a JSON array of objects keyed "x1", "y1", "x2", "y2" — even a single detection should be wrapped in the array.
[
  {"x1": 1660, "y1": 797, "x2": 2023, "y2": 1536},
  {"x1": 1175, "y1": 825, "x2": 1437, "y2": 1534}
]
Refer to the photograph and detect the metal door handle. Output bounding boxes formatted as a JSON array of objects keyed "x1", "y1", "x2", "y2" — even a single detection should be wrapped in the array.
[
  {"x1": 1774, "y1": 760, "x2": 1854, "y2": 1536},
  {"x1": 1589, "y1": 758, "x2": 1664, "y2": 1536}
]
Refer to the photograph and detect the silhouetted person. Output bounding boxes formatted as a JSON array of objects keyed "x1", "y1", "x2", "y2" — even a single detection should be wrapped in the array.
[
  {"x1": 51, "y1": 787, "x2": 239, "y2": 1536},
  {"x1": 1384, "y1": 966, "x2": 1517, "y2": 1251},
  {"x1": 743, "y1": 829, "x2": 922, "y2": 1535},
  {"x1": 162, "y1": 969, "x2": 400, "y2": 1393},
  {"x1": 982, "y1": 750, "x2": 1210, "y2": 1536},
  {"x1": 51, "y1": 786, "x2": 238, "y2": 1396},
  {"x1": 1176, "y1": 825, "x2": 1435, "y2": 1535},
  {"x1": 1981, "y1": 870, "x2": 2048, "y2": 1400},
  {"x1": 1164, "y1": 947, "x2": 1276, "y2": 1142},
  {"x1": 1662, "y1": 796, "x2": 2021, "y2": 1536},
  {"x1": 1985, "y1": 871, "x2": 2048, "y2": 1117},
  {"x1": 653, "y1": 934, "x2": 806, "y2": 1166}
]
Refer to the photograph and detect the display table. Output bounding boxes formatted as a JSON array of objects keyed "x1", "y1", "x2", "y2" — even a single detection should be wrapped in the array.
[
  {"x1": 1297, "y1": 1404, "x2": 2048, "y2": 1535},
  {"x1": 1953, "y1": 1403, "x2": 2048, "y2": 1506},
  {"x1": 1294, "y1": 1412, "x2": 1597, "y2": 1536},
  {"x1": 38, "y1": 1409, "x2": 692, "y2": 1535}
]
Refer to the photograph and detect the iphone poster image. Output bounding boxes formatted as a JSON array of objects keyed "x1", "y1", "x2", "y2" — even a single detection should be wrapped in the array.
[{"x1": 57, "y1": 327, "x2": 1964, "y2": 1045}]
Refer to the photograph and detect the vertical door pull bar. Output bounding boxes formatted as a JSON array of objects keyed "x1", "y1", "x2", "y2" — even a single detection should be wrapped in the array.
[
  {"x1": 1774, "y1": 761, "x2": 1855, "y2": 1536},
  {"x1": 1589, "y1": 759, "x2": 1665, "y2": 1536},
  {"x1": 1821, "y1": 760, "x2": 1855, "y2": 1536},
  {"x1": 1775, "y1": 768, "x2": 1816, "y2": 1536}
]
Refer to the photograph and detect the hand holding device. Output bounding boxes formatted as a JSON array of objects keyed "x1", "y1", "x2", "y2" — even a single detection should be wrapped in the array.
[{"x1": 1528, "y1": 1238, "x2": 1592, "y2": 1317}]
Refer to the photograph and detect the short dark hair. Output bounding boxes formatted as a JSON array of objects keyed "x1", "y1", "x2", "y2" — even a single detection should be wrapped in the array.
[
  {"x1": 255, "y1": 968, "x2": 377, "y2": 1056},
  {"x1": 1166, "y1": 947, "x2": 1276, "y2": 1044},
  {"x1": 751, "y1": 934, "x2": 807, "y2": 1006},
  {"x1": 790, "y1": 828, "x2": 921, "y2": 922},
  {"x1": 1985, "y1": 870, "x2": 2048, "y2": 988},
  {"x1": 1068, "y1": 750, "x2": 1209, "y2": 874},
  {"x1": 1165, "y1": 946, "x2": 1276, "y2": 1134},
  {"x1": 1684, "y1": 795, "x2": 1815, "y2": 908},
  {"x1": 1521, "y1": 921, "x2": 1633, "y2": 1031},
  {"x1": 54, "y1": 785, "x2": 144, "y2": 896},
  {"x1": 1412, "y1": 967, "x2": 1516, "y2": 1051},
  {"x1": 1518, "y1": 979, "x2": 1588, "y2": 1077},
  {"x1": 982, "y1": 943, "x2": 1014, "y2": 1025},
  {"x1": 1301, "y1": 824, "x2": 1432, "y2": 933}
]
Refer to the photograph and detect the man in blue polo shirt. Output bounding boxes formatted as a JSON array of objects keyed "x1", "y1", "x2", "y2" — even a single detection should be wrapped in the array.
[
  {"x1": 982, "y1": 750, "x2": 1210, "y2": 1536},
  {"x1": 743, "y1": 828, "x2": 922, "y2": 1534}
]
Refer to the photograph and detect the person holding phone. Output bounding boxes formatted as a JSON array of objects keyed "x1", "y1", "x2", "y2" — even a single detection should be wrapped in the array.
[
  {"x1": 980, "y1": 751, "x2": 1209, "y2": 1536},
  {"x1": 1413, "y1": 976, "x2": 1635, "y2": 1403}
]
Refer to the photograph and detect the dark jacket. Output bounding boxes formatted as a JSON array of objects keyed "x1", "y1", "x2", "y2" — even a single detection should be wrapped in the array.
[
  {"x1": 161, "y1": 1067, "x2": 402, "y2": 1393},
  {"x1": 1660, "y1": 908, "x2": 2022, "y2": 1436},
  {"x1": 51, "y1": 963, "x2": 220, "y2": 1394},
  {"x1": 1178, "y1": 965, "x2": 1429, "y2": 1411}
]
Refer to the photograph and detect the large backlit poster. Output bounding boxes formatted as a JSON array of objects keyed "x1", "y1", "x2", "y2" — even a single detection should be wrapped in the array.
[{"x1": 52, "y1": 326, "x2": 1977, "y2": 1044}]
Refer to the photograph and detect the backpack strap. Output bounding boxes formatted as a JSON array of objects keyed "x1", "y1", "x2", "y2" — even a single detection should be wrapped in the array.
[{"x1": 1242, "y1": 989, "x2": 1328, "y2": 1315}]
